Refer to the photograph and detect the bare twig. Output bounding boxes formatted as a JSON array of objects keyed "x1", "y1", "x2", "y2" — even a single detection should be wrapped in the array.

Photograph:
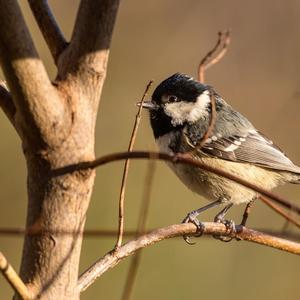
[
  {"x1": 1, "y1": 227, "x2": 298, "y2": 241},
  {"x1": 28, "y1": 0, "x2": 67, "y2": 63},
  {"x1": 78, "y1": 222, "x2": 300, "y2": 292},
  {"x1": 260, "y1": 196, "x2": 300, "y2": 229},
  {"x1": 0, "y1": 252, "x2": 32, "y2": 300},
  {"x1": 198, "y1": 30, "x2": 231, "y2": 83},
  {"x1": 53, "y1": 151, "x2": 300, "y2": 214},
  {"x1": 0, "y1": 227, "x2": 298, "y2": 241},
  {"x1": 121, "y1": 161, "x2": 156, "y2": 300},
  {"x1": 115, "y1": 81, "x2": 153, "y2": 249},
  {"x1": 190, "y1": 91, "x2": 217, "y2": 152},
  {"x1": 198, "y1": 32, "x2": 223, "y2": 83},
  {"x1": 191, "y1": 31, "x2": 230, "y2": 157}
]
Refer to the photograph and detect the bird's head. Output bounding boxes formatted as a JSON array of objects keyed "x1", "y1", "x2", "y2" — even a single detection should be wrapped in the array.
[{"x1": 140, "y1": 73, "x2": 211, "y2": 138}]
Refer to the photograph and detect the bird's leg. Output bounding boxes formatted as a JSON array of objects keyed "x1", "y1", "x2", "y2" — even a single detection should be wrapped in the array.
[
  {"x1": 182, "y1": 199, "x2": 223, "y2": 245},
  {"x1": 240, "y1": 199, "x2": 255, "y2": 226},
  {"x1": 213, "y1": 203, "x2": 235, "y2": 242}
]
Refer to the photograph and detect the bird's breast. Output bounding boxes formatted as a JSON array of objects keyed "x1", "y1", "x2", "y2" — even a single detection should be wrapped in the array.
[{"x1": 156, "y1": 133, "x2": 175, "y2": 154}]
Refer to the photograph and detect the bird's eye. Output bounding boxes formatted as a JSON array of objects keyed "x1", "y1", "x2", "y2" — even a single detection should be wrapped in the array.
[{"x1": 168, "y1": 95, "x2": 178, "y2": 103}]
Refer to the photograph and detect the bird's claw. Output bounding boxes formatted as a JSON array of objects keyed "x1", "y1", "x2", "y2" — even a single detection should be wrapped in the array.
[
  {"x1": 213, "y1": 219, "x2": 236, "y2": 242},
  {"x1": 182, "y1": 213, "x2": 205, "y2": 245}
]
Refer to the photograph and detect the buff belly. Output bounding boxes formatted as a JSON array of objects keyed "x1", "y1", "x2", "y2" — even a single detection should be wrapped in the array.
[{"x1": 157, "y1": 134, "x2": 286, "y2": 205}]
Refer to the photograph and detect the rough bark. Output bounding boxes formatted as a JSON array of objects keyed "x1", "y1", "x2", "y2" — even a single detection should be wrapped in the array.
[{"x1": 0, "y1": 0, "x2": 120, "y2": 299}]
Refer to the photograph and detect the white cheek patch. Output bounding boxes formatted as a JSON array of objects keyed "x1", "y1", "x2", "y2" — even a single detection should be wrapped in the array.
[{"x1": 164, "y1": 90, "x2": 211, "y2": 126}]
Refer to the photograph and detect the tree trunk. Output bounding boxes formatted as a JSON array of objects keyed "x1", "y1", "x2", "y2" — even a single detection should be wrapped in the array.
[
  {"x1": 0, "y1": 0, "x2": 120, "y2": 298},
  {"x1": 17, "y1": 123, "x2": 96, "y2": 299}
]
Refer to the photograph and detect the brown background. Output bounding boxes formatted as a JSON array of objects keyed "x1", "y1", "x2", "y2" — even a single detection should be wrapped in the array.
[{"x1": 1, "y1": 1, "x2": 300, "y2": 299}]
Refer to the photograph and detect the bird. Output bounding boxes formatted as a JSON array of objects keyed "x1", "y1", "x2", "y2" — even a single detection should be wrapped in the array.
[{"x1": 140, "y1": 73, "x2": 300, "y2": 242}]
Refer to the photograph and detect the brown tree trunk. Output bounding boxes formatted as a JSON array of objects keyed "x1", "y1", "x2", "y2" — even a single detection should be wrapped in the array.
[
  {"x1": 0, "y1": 0, "x2": 120, "y2": 299},
  {"x1": 19, "y1": 124, "x2": 96, "y2": 299}
]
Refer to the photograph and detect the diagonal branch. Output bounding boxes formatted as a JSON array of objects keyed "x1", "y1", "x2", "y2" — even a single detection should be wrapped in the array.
[
  {"x1": 0, "y1": 252, "x2": 32, "y2": 300},
  {"x1": 78, "y1": 222, "x2": 300, "y2": 292},
  {"x1": 0, "y1": 0, "x2": 71, "y2": 147},
  {"x1": 28, "y1": 0, "x2": 68, "y2": 63},
  {"x1": 260, "y1": 196, "x2": 300, "y2": 229}
]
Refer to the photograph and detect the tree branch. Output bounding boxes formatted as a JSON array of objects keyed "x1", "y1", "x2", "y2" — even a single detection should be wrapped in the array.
[
  {"x1": 58, "y1": 0, "x2": 120, "y2": 86},
  {"x1": 0, "y1": 227, "x2": 298, "y2": 241},
  {"x1": 53, "y1": 151, "x2": 300, "y2": 214},
  {"x1": 191, "y1": 91, "x2": 216, "y2": 152},
  {"x1": 260, "y1": 196, "x2": 300, "y2": 229},
  {"x1": 198, "y1": 30, "x2": 231, "y2": 83},
  {"x1": 115, "y1": 81, "x2": 153, "y2": 249},
  {"x1": 1, "y1": 227, "x2": 298, "y2": 240},
  {"x1": 121, "y1": 161, "x2": 156, "y2": 300},
  {"x1": 0, "y1": 252, "x2": 32, "y2": 300},
  {"x1": 78, "y1": 222, "x2": 300, "y2": 292},
  {"x1": 28, "y1": 0, "x2": 67, "y2": 63},
  {"x1": 0, "y1": 0, "x2": 71, "y2": 148}
]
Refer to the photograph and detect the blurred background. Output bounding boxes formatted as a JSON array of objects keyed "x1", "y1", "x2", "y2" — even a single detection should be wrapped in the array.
[{"x1": 1, "y1": 0, "x2": 300, "y2": 299}]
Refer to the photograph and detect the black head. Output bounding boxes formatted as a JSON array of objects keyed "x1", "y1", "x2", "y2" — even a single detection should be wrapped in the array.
[
  {"x1": 142, "y1": 73, "x2": 211, "y2": 138},
  {"x1": 152, "y1": 73, "x2": 208, "y2": 105}
]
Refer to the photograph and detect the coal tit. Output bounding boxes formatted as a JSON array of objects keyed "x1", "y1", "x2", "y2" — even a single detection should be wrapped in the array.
[{"x1": 140, "y1": 73, "x2": 300, "y2": 238}]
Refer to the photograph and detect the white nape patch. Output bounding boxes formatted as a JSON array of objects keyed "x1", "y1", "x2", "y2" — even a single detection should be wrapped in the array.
[
  {"x1": 164, "y1": 90, "x2": 211, "y2": 126},
  {"x1": 224, "y1": 143, "x2": 239, "y2": 152}
]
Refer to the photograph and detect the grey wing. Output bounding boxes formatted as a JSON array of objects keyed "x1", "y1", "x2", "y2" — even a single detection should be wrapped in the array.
[{"x1": 185, "y1": 128, "x2": 300, "y2": 174}]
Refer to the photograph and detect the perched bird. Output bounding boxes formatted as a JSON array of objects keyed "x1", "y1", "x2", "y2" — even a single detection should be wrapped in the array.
[{"x1": 140, "y1": 73, "x2": 300, "y2": 241}]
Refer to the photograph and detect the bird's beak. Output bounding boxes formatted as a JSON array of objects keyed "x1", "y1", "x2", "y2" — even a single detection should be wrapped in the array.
[{"x1": 136, "y1": 100, "x2": 159, "y2": 110}]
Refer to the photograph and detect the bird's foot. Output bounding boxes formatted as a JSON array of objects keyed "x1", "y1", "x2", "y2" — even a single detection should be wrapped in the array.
[
  {"x1": 181, "y1": 212, "x2": 205, "y2": 245},
  {"x1": 213, "y1": 219, "x2": 236, "y2": 242}
]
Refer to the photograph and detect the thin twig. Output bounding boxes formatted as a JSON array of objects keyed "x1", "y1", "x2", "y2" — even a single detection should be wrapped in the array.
[
  {"x1": 198, "y1": 31, "x2": 223, "y2": 83},
  {"x1": 115, "y1": 81, "x2": 153, "y2": 249},
  {"x1": 191, "y1": 31, "x2": 230, "y2": 157},
  {"x1": 28, "y1": 0, "x2": 67, "y2": 62},
  {"x1": 53, "y1": 151, "x2": 300, "y2": 214},
  {"x1": 78, "y1": 222, "x2": 300, "y2": 292},
  {"x1": 121, "y1": 161, "x2": 156, "y2": 300},
  {"x1": 0, "y1": 252, "x2": 32, "y2": 300},
  {"x1": 204, "y1": 31, "x2": 231, "y2": 72},
  {"x1": 260, "y1": 196, "x2": 300, "y2": 229},
  {"x1": 198, "y1": 30, "x2": 231, "y2": 83},
  {"x1": 190, "y1": 91, "x2": 217, "y2": 153},
  {"x1": 0, "y1": 227, "x2": 298, "y2": 240}
]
